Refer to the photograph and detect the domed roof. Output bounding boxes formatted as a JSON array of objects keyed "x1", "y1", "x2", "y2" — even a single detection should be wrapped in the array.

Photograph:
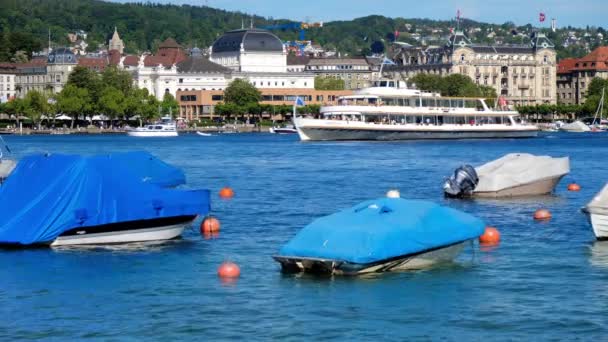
[
  {"x1": 48, "y1": 47, "x2": 77, "y2": 64},
  {"x1": 212, "y1": 29, "x2": 284, "y2": 54}
]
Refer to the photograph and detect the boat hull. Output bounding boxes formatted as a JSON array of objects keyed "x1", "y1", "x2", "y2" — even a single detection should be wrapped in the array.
[
  {"x1": 296, "y1": 125, "x2": 538, "y2": 141},
  {"x1": 586, "y1": 211, "x2": 608, "y2": 240},
  {"x1": 274, "y1": 241, "x2": 467, "y2": 275},
  {"x1": 51, "y1": 216, "x2": 196, "y2": 246},
  {"x1": 127, "y1": 131, "x2": 178, "y2": 137},
  {"x1": 473, "y1": 175, "x2": 565, "y2": 198}
]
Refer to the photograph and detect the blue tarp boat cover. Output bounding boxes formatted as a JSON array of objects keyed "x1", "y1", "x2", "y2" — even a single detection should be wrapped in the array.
[
  {"x1": 94, "y1": 151, "x2": 186, "y2": 188},
  {"x1": 278, "y1": 197, "x2": 485, "y2": 265},
  {"x1": 0, "y1": 153, "x2": 210, "y2": 245}
]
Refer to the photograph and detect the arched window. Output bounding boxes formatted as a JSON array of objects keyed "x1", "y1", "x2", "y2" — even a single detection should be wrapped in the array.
[
  {"x1": 165, "y1": 88, "x2": 169, "y2": 93},
  {"x1": 460, "y1": 54, "x2": 465, "y2": 62},
  {"x1": 543, "y1": 55, "x2": 548, "y2": 63}
]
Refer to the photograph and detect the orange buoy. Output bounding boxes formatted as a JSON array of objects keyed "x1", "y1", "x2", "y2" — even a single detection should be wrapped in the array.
[
  {"x1": 219, "y1": 187, "x2": 235, "y2": 199},
  {"x1": 479, "y1": 226, "x2": 501, "y2": 245},
  {"x1": 567, "y1": 183, "x2": 581, "y2": 192},
  {"x1": 218, "y1": 261, "x2": 240, "y2": 278},
  {"x1": 200, "y1": 216, "x2": 220, "y2": 234},
  {"x1": 203, "y1": 232, "x2": 219, "y2": 240},
  {"x1": 534, "y1": 209, "x2": 552, "y2": 220}
]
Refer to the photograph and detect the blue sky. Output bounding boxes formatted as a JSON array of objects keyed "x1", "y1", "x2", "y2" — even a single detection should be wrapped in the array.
[{"x1": 110, "y1": 0, "x2": 606, "y2": 28}]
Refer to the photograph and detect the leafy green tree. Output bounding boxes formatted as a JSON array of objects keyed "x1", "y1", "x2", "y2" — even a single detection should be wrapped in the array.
[
  {"x1": 56, "y1": 84, "x2": 90, "y2": 127},
  {"x1": 98, "y1": 87, "x2": 125, "y2": 121},
  {"x1": 224, "y1": 79, "x2": 261, "y2": 107},
  {"x1": 24, "y1": 90, "x2": 51, "y2": 128},
  {"x1": 161, "y1": 93, "x2": 179, "y2": 118},
  {"x1": 101, "y1": 66, "x2": 133, "y2": 96}
]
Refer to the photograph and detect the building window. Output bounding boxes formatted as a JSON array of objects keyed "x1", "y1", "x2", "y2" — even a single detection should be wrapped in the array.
[
  {"x1": 211, "y1": 95, "x2": 223, "y2": 101},
  {"x1": 460, "y1": 54, "x2": 465, "y2": 62},
  {"x1": 165, "y1": 88, "x2": 169, "y2": 93},
  {"x1": 179, "y1": 78, "x2": 183, "y2": 83},
  {"x1": 304, "y1": 82, "x2": 307, "y2": 86},
  {"x1": 180, "y1": 95, "x2": 197, "y2": 101}
]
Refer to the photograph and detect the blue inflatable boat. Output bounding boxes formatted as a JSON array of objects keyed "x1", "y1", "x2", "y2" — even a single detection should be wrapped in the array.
[{"x1": 274, "y1": 195, "x2": 485, "y2": 275}]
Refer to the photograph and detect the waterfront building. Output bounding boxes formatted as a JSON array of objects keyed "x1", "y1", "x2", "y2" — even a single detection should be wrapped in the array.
[
  {"x1": 304, "y1": 57, "x2": 374, "y2": 90},
  {"x1": 385, "y1": 31, "x2": 557, "y2": 105},
  {"x1": 15, "y1": 57, "x2": 49, "y2": 97},
  {"x1": 0, "y1": 63, "x2": 17, "y2": 102},
  {"x1": 122, "y1": 29, "x2": 315, "y2": 101},
  {"x1": 176, "y1": 88, "x2": 352, "y2": 121},
  {"x1": 209, "y1": 28, "x2": 287, "y2": 73},
  {"x1": 556, "y1": 47, "x2": 608, "y2": 105},
  {"x1": 108, "y1": 27, "x2": 125, "y2": 54}
]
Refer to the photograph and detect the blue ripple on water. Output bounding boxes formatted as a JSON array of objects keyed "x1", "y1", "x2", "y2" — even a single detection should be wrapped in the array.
[{"x1": 1, "y1": 132, "x2": 608, "y2": 340}]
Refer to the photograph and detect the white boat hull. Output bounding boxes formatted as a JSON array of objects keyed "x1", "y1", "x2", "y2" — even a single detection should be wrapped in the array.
[
  {"x1": 587, "y1": 212, "x2": 608, "y2": 240},
  {"x1": 127, "y1": 131, "x2": 178, "y2": 137},
  {"x1": 295, "y1": 119, "x2": 537, "y2": 141},
  {"x1": 274, "y1": 241, "x2": 467, "y2": 275},
  {"x1": 51, "y1": 220, "x2": 194, "y2": 246}
]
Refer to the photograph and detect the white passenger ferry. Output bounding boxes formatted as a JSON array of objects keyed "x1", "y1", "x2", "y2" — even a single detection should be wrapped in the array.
[{"x1": 294, "y1": 80, "x2": 538, "y2": 141}]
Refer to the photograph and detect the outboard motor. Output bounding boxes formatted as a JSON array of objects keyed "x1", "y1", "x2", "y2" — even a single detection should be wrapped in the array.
[{"x1": 443, "y1": 165, "x2": 479, "y2": 198}]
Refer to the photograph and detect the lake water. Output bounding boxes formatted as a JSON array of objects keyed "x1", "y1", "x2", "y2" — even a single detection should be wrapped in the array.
[{"x1": 1, "y1": 132, "x2": 608, "y2": 340}]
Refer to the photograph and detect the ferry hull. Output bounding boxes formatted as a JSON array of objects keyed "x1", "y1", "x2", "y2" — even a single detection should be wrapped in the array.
[
  {"x1": 127, "y1": 131, "x2": 178, "y2": 137},
  {"x1": 297, "y1": 126, "x2": 538, "y2": 141}
]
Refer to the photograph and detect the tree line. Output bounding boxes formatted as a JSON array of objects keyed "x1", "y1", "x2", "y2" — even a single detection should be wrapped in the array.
[
  {"x1": 0, "y1": 66, "x2": 178, "y2": 127},
  {"x1": 409, "y1": 74, "x2": 497, "y2": 99}
]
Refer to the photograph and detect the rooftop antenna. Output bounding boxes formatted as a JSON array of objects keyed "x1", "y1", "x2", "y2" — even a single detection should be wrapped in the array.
[
  {"x1": 456, "y1": 9, "x2": 461, "y2": 31},
  {"x1": 48, "y1": 28, "x2": 51, "y2": 53}
]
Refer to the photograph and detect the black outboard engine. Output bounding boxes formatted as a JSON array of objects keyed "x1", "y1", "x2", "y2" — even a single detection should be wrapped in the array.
[{"x1": 443, "y1": 165, "x2": 479, "y2": 198}]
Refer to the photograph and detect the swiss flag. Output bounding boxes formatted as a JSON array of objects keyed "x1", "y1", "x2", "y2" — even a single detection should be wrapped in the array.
[{"x1": 539, "y1": 12, "x2": 546, "y2": 22}]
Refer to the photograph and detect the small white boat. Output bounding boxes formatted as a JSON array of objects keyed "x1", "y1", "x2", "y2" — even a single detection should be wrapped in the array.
[
  {"x1": 560, "y1": 120, "x2": 591, "y2": 133},
  {"x1": 444, "y1": 153, "x2": 570, "y2": 198},
  {"x1": 51, "y1": 216, "x2": 197, "y2": 246},
  {"x1": 269, "y1": 125, "x2": 298, "y2": 134},
  {"x1": 195, "y1": 131, "x2": 213, "y2": 136},
  {"x1": 585, "y1": 184, "x2": 608, "y2": 240},
  {"x1": 0, "y1": 136, "x2": 15, "y2": 183},
  {"x1": 127, "y1": 117, "x2": 178, "y2": 137}
]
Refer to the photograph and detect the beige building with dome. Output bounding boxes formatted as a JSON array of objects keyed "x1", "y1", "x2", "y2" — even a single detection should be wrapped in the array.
[{"x1": 386, "y1": 31, "x2": 557, "y2": 105}]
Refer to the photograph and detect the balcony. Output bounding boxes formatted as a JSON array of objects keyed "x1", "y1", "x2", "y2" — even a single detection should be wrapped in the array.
[{"x1": 518, "y1": 83, "x2": 530, "y2": 89}]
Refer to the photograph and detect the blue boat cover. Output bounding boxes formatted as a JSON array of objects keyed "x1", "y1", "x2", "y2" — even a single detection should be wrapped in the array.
[
  {"x1": 0, "y1": 153, "x2": 210, "y2": 245},
  {"x1": 92, "y1": 151, "x2": 186, "y2": 188},
  {"x1": 278, "y1": 197, "x2": 485, "y2": 264}
]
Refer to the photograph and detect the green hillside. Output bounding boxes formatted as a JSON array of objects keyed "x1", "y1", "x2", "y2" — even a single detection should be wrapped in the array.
[{"x1": 0, "y1": 0, "x2": 604, "y2": 62}]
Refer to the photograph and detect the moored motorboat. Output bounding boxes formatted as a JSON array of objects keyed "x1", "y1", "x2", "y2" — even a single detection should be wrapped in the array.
[
  {"x1": 560, "y1": 120, "x2": 591, "y2": 133},
  {"x1": 196, "y1": 131, "x2": 213, "y2": 136},
  {"x1": 273, "y1": 192, "x2": 485, "y2": 275},
  {"x1": 444, "y1": 153, "x2": 570, "y2": 198},
  {"x1": 127, "y1": 116, "x2": 178, "y2": 137},
  {"x1": 269, "y1": 125, "x2": 298, "y2": 134},
  {"x1": 584, "y1": 184, "x2": 608, "y2": 240},
  {"x1": 0, "y1": 153, "x2": 210, "y2": 247}
]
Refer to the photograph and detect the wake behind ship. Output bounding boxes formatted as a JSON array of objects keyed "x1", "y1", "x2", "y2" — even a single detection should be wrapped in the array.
[{"x1": 294, "y1": 80, "x2": 538, "y2": 141}]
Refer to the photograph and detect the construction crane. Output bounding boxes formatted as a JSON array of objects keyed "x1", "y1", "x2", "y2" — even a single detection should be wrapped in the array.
[{"x1": 260, "y1": 21, "x2": 323, "y2": 55}]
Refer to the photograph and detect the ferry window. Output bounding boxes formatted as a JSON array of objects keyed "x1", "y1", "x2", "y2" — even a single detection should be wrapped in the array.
[
  {"x1": 389, "y1": 81, "x2": 395, "y2": 87},
  {"x1": 383, "y1": 98, "x2": 396, "y2": 106},
  {"x1": 416, "y1": 98, "x2": 422, "y2": 107},
  {"x1": 368, "y1": 98, "x2": 377, "y2": 105},
  {"x1": 455, "y1": 116, "x2": 466, "y2": 125},
  {"x1": 380, "y1": 81, "x2": 388, "y2": 87},
  {"x1": 406, "y1": 115, "x2": 415, "y2": 124},
  {"x1": 465, "y1": 100, "x2": 477, "y2": 108},
  {"x1": 439, "y1": 99, "x2": 450, "y2": 107}
]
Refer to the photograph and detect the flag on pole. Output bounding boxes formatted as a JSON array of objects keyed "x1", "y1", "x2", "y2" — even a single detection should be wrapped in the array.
[
  {"x1": 295, "y1": 97, "x2": 305, "y2": 106},
  {"x1": 539, "y1": 12, "x2": 546, "y2": 22}
]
